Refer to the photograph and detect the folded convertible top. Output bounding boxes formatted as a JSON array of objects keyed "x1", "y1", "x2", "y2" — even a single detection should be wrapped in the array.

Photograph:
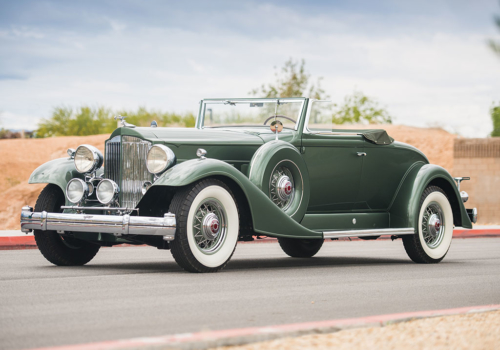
[{"x1": 360, "y1": 129, "x2": 394, "y2": 145}]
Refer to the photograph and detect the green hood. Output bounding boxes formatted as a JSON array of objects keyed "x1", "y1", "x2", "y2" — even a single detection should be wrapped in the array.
[
  {"x1": 109, "y1": 127, "x2": 269, "y2": 166},
  {"x1": 151, "y1": 127, "x2": 266, "y2": 145}
]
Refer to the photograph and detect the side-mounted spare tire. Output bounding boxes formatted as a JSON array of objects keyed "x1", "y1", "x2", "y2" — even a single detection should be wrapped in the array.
[{"x1": 248, "y1": 140, "x2": 310, "y2": 222}]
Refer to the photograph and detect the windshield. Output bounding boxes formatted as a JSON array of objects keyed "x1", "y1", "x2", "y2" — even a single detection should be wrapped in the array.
[{"x1": 200, "y1": 99, "x2": 304, "y2": 130}]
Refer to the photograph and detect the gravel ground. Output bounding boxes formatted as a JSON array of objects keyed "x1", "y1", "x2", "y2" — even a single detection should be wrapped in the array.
[{"x1": 214, "y1": 310, "x2": 500, "y2": 350}]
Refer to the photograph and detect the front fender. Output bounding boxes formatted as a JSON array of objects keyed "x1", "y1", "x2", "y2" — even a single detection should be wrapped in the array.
[
  {"x1": 153, "y1": 158, "x2": 322, "y2": 239},
  {"x1": 29, "y1": 158, "x2": 104, "y2": 204},
  {"x1": 29, "y1": 158, "x2": 83, "y2": 193},
  {"x1": 389, "y1": 163, "x2": 472, "y2": 229},
  {"x1": 248, "y1": 140, "x2": 310, "y2": 222}
]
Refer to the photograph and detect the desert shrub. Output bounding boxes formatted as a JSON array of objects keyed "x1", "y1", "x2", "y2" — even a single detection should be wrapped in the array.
[{"x1": 36, "y1": 106, "x2": 195, "y2": 137}]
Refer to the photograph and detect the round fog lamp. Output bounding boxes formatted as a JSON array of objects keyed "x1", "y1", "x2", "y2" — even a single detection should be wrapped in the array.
[
  {"x1": 96, "y1": 179, "x2": 119, "y2": 204},
  {"x1": 74, "y1": 145, "x2": 103, "y2": 174},
  {"x1": 66, "y1": 178, "x2": 88, "y2": 204},
  {"x1": 146, "y1": 145, "x2": 176, "y2": 175}
]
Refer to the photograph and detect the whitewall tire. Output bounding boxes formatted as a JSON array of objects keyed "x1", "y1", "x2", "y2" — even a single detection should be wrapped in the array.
[
  {"x1": 169, "y1": 179, "x2": 239, "y2": 272},
  {"x1": 403, "y1": 186, "x2": 454, "y2": 263}
]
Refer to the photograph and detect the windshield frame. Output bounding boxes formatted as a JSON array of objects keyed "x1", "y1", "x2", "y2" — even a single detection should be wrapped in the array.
[{"x1": 196, "y1": 98, "x2": 307, "y2": 130}]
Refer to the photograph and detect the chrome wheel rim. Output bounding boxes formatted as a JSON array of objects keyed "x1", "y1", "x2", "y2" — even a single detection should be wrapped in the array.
[
  {"x1": 192, "y1": 198, "x2": 227, "y2": 254},
  {"x1": 270, "y1": 166, "x2": 295, "y2": 211},
  {"x1": 422, "y1": 201, "x2": 445, "y2": 248}
]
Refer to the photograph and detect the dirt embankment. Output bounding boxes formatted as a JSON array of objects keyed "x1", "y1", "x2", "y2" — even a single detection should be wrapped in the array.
[
  {"x1": 0, "y1": 126, "x2": 455, "y2": 230},
  {"x1": 215, "y1": 310, "x2": 500, "y2": 350},
  {"x1": 0, "y1": 135, "x2": 109, "y2": 230}
]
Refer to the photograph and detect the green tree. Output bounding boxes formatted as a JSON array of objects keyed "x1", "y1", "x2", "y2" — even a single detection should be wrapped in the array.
[
  {"x1": 489, "y1": 4, "x2": 500, "y2": 57},
  {"x1": 36, "y1": 106, "x2": 195, "y2": 138},
  {"x1": 252, "y1": 58, "x2": 392, "y2": 124},
  {"x1": 250, "y1": 58, "x2": 329, "y2": 99},
  {"x1": 488, "y1": 4, "x2": 500, "y2": 136},
  {"x1": 36, "y1": 106, "x2": 115, "y2": 137},
  {"x1": 491, "y1": 102, "x2": 500, "y2": 137},
  {"x1": 0, "y1": 113, "x2": 5, "y2": 138},
  {"x1": 333, "y1": 90, "x2": 392, "y2": 124}
]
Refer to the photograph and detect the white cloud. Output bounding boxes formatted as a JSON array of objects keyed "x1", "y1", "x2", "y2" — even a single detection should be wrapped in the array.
[
  {"x1": 10, "y1": 26, "x2": 45, "y2": 39},
  {"x1": 188, "y1": 59, "x2": 205, "y2": 73},
  {"x1": 108, "y1": 19, "x2": 127, "y2": 33},
  {"x1": 0, "y1": 111, "x2": 38, "y2": 130},
  {"x1": 0, "y1": 1, "x2": 499, "y2": 137}
]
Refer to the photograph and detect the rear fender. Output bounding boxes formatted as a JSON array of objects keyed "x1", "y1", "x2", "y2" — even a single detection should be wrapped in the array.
[
  {"x1": 389, "y1": 163, "x2": 472, "y2": 229},
  {"x1": 152, "y1": 158, "x2": 322, "y2": 239}
]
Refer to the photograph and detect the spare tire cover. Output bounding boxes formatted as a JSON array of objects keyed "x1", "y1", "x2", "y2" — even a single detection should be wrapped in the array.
[{"x1": 248, "y1": 140, "x2": 310, "y2": 222}]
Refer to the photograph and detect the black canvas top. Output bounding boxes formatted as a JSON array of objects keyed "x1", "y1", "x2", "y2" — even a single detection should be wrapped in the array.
[{"x1": 360, "y1": 129, "x2": 394, "y2": 145}]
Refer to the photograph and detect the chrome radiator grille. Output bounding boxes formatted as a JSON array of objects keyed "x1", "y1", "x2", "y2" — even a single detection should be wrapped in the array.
[
  {"x1": 105, "y1": 136, "x2": 121, "y2": 184},
  {"x1": 104, "y1": 136, "x2": 153, "y2": 209}
]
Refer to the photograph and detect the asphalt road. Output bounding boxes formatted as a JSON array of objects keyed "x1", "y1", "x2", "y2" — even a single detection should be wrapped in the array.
[{"x1": 1, "y1": 238, "x2": 499, "y2": 350}]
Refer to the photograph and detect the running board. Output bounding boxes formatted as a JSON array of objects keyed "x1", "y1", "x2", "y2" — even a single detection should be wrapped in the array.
[{"x1": 323, "y1": 228, "x2": 414, "y2": 239}]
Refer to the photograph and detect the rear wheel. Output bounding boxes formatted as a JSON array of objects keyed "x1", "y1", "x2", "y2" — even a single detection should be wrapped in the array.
[
  {"x1": 34, "y1": 184, "x2": 100, "y2": 266},
  {"x1": 403, "y1": 186, "x2": 454, "y2": 264},
  {"x1": 278, "y1": 237, "x2": 324, "y2": 258},
  {"x1": 169, "y1": 179, "x2": 239, "y2": 273}
]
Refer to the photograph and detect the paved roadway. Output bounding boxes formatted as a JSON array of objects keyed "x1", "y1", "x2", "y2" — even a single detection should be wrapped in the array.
[{"x1": 1, "y1": 238, "x2": 499, "y2": 350}]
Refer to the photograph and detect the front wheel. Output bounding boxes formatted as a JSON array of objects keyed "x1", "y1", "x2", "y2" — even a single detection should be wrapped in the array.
[
  {"x1": 403, "y1": 186, "x2": 454, "y2": 264},
  {"x1": 278, "y1": 237, "x2": 324, "y2": 258},
  {"x1": 169, "y1": 179, "x2": 239, "y2": 273},
  {"x1": 34, "y1": 184, "x2": 100, "y2": 266}
]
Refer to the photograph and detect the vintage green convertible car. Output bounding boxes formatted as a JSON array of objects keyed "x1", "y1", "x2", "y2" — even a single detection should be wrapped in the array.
[{"x1": 21, "y1": 98, "x2": 477, "y2": 272}]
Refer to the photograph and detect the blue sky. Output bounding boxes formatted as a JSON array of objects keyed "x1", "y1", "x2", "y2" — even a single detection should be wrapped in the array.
[{"x1": 1, "y1": 0, "x2": 499, "y2": 137}]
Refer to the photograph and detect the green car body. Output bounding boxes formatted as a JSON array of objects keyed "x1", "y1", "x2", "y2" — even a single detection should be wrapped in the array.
[{"x1": 23, "y1": 97, "x2": 475, "y2": 271}]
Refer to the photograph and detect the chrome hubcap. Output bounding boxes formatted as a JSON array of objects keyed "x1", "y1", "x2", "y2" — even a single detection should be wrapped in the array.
[
  {"x1": 277, "y1": 175, "x2": 293, "y2": 201},
  {"x1": 193, "y1": 199, "x2": 227, "y2": 254},
  {"x1": 202, "y1": 213, "x2": 220, "y2": 240},
  {"x1": 270, "y1": 166, "x2": 295, "y2": 210},
  {"x1": 422, "y1": 202, "x2": 445, "y2": 248}
]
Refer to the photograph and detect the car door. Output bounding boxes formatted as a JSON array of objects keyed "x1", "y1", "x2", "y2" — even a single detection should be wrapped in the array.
[
  {"x1": 356, "y1": 139, "x2": 426, "y2": 210},
  {"x1": 301, "y1": 132, "x2": 365, "y2": 213}
]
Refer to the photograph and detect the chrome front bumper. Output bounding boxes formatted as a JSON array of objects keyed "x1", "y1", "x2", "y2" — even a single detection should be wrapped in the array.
[
  {"x1": 20, "y1": 206, "x2": 176, "y2": 241},
  {"x1": 467, "y1": 208, "x2": 478, "y2": 224}
]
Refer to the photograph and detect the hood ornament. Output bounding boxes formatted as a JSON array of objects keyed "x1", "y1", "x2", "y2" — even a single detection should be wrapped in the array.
[{"x1": 114, "y1": 115, "x2": 136, "y2": 128}]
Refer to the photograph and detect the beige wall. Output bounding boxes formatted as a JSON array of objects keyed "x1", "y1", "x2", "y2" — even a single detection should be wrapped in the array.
[{"x1": 453, "y1": 139, "x2": 500, "y2": 225}]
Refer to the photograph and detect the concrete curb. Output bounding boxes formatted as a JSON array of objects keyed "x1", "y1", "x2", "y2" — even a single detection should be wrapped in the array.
[
  {"x1": 1, "y1": 227, "x2": 500, "y2": 250},
  {"x1": 28, "y1": 304, "x2": 500, "y2": 350}
]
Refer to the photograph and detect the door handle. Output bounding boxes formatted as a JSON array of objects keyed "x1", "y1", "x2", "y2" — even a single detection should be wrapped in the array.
[{"x1": 357, "y1": 152, "x2": 367, "y2": 157}]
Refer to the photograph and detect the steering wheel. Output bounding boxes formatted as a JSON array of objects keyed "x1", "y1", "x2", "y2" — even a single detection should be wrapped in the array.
[{"x1": 263, "y1": 115, "x2": 297, "y2": 125}]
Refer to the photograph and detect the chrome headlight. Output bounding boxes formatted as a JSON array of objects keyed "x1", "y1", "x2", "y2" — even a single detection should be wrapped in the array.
[
  {"x1": 96, "y1": 179, "x2": 119, "y2": 205},
  {"x1": 146, "y1": 145, "x2": 176, "y2": 175},
  {"x1": 66, "y1": 178, "x2": 89, "y2": 204},
  {"x1": 74, "y1": 145, "x2": 103, "y2": 174}
]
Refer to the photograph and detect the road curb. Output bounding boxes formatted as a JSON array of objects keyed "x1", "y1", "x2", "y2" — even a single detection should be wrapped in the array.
[
  {"x1": 2, "y1": 228, "x2": 500, "y2": 250},
  {"x1": 28, "y1": 304, "x2": 500, "y2": 350}
]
